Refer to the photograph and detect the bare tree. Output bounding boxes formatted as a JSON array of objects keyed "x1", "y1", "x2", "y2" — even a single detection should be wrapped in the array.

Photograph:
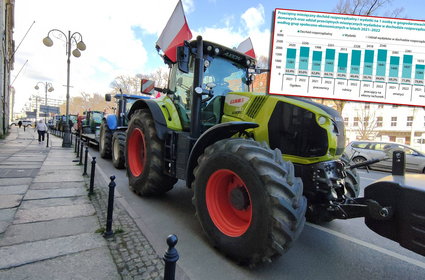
[
  {"x1": 110, "y1": 75, "x2": 140, "y2": 95},
  {"x1": 59, "y1": 93, "x2": 110, "y2": 115},
  {"x1": 355, "y1": 104, "x2": 378, "y2": 140},
  {"x1": 256, "y1": 55, "x2": 269, "y2": 70}
]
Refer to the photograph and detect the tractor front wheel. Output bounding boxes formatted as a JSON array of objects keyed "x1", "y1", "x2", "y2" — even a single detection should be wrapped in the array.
[
  {"x1": 99, "y1": 120, "x2": 112, "y2": 159},
  {"x1": 112, "y1": 131, "x2": 126, "y2": 169},
  {"x1": 192, "y1": 138, "x2": 306, "y2": 265},
  {"x1": 126, "y1": 109, "x2": 177, "y2": 195}
]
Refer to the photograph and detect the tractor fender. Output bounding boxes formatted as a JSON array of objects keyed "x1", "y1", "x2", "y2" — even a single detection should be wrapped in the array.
[
  {"x1": 128, "y1": 99, "x2": 168, "y2": 140},
  {"x1": 185, "y1": 121, "x2": 259, "y2": 188},
  {"x1": 105, "y1": 114, "x2": 118, "y2": 131}
]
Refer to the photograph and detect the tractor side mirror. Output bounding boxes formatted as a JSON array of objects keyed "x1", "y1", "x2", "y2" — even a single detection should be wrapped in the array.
[
  {"x1": 141, "y1": 79, "x2": 155, "y2": 95},
  {"x1": 364, "y1": 175, "x2": 425, "y2": 257},
  {"x1": 177, "y1": 45, "x2": 190, "y2": 73},
  {"x1": 105, "y1": 94, "x2": 111, "y2": 102}
]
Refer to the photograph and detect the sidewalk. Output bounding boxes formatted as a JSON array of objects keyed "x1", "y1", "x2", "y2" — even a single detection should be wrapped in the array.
[{"x1": 0, "y1": 127, "x2": 166, "y2": 279}]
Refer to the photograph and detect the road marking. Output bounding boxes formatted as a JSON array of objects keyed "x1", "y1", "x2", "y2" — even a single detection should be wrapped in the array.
[{"x1": 307, "y1": 222, "x2": 425, "y2": 269}]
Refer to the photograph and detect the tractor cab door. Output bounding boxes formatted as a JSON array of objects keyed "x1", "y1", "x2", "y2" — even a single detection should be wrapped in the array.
[
  {"x1": 201, "y1": 57, "x2": 249, "y2": 129},
  {"x1": 169, "y1": 55, "x2": 250, "y2": 131}
]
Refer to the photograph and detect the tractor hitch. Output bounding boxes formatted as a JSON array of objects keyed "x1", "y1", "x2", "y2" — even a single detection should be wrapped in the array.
[{"x1": 329, "y1": 197, "x2": 394, "y2": 220}]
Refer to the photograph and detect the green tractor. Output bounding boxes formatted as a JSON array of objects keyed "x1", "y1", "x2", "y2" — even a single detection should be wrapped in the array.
[{"x1": 125, "y1": 37, "x2": 425, "y2": 265}]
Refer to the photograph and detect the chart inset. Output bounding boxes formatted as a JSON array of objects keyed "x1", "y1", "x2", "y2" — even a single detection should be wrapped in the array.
[{"x1": 269, "y1": 9, "x2": 425, "y2": 106}]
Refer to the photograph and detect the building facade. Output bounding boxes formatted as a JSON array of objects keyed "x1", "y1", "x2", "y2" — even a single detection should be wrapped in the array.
[
  {"x1": 0, "y1": 0, "x2": 15, "y2": 136},
  {"x1": 342, "y1": 102, "x2": 425, "y2": 150}
]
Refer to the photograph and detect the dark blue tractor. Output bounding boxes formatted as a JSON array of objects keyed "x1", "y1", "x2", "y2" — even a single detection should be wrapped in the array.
[{"x1": 100, "y1": 93, "x2": 151, "y2": 168}]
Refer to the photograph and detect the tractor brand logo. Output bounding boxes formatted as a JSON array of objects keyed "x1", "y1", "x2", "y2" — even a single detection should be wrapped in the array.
[
  {"x1": 222, "y1": 51, "x2": 243, "y2": 61},
  {"x1": 225, "y1": 94, "x2": 249, "y2": 108},
  {"x1": 230, "y1": 98, "x2": 244, "y2": 104}
]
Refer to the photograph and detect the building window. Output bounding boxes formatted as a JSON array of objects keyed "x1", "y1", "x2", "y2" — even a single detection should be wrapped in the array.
[
  {"x1": 378, "y1": 104, "x2": 384, "y2": 109},
  {"x1": 364, "y1": 117, "x2": 369, "y2": 127},
  {"x1": 377, "y1": 116, "x2": 383, "y2": 127},
  {"x1": 392, "y1": 104, "x2": 398, "y2": 108},
  {"x1": 353, "y1": 117, "x2": 359, "y2": 127},
  {"x1": 407, "y1": 116, "x2": 413, "y2": 127},
  {"x1": 365, "y1": 103, "x2": 370, "y2": 109},
  {"x1": 391, "y1": 116, "x2": 397, "y2": 127},
  {"x1": 344, "y1": 117, "x2": 349, "y2": 126}
]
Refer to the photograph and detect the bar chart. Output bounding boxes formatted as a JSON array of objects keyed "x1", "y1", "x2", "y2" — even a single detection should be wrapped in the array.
[{"x1": 269, "y1": 9, "x2": 425, "y2": 106}]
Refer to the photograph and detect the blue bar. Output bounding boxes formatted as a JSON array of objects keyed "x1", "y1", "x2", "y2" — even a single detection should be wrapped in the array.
[
  {"x1": 363, "y1": 50, "x2": 374, "y2": 76},
  {"x1": 402, "y1": 54, "x2": 413, "y2": 79},
  {"x1": 389, "y1": 56, "x2": 400, "y2": 78},
  {"x1": 325, "y1": 49, "x2": 335, "y2": 72},
  {"x1": 376, "y1": 49, "x2": 387, "y2": 77},
  {"x1": 338, "y1": 53, "x2": 348, "y2": 73},
  {"x1": 299, "y1": 47, "x2": 310, "y2": 70},
  {"x1": 416, "y1": 64, "x2": 425, "y2": 80},
  {"x1": 350, "y1": 50, "x2": 361, "y2": 74},
  {"x1": 312, "y1": 51, "x2": 322, "y2": 72},
  {"x1": 286, "y1": 48, "x2": 296, "y2": 69}
]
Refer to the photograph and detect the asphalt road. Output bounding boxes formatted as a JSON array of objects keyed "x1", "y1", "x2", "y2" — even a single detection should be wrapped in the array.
[{"x1": 88, "y1": 145, "x2": 425, "y2": 280}]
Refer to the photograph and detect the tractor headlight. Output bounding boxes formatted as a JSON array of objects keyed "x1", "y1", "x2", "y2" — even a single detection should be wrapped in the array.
[{"x1": 317, "y1": 116, "x2": 327, "y2": 125}]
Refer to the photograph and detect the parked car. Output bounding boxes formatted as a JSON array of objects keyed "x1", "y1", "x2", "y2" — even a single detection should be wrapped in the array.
[{"x1": 345, "y1": 140, "x2": 425, "y2": 173}]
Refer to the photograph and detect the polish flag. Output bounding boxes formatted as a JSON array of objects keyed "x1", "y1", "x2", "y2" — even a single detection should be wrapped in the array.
[
  {"x1": 156, "y1": 0, "x2": 192, "y2": 62},
  {"x1": 236, "y1": 37, "x2": 256, "y2": 59}
]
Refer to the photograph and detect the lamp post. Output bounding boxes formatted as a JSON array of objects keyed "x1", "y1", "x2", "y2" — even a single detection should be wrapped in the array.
[
  {"x1": 29, "y1": 95, "x2": 41, "y2": 121},
  {"x1": 42, "y1": 29, "x2": 86, "y2": 147},
  {"x1": 34, "y1": 82, "x2": 54, "y2": 123}
]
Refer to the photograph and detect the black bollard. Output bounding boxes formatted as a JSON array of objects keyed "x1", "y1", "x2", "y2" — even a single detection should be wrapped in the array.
[
  {"x1": 46, "y1": 133, "x2": 49, "y2": 148},
  {"x1": 79, "y1": 142, "x2": 84, "y2": 165},
  {"x1": 392, "y1": 150, "x2": 405, "y2": 176},
  {"x1": 74, "y1": 136, "x2": 78, "y2": 153},
  {"x1": 83, "y1": 146, "x2": 89, "y2": 176},
  {"x1": 76, "y1": 138, "x2": 80, "y2": 157},
  {"x1": 89, "y1": 157, "x2": 96, "y2": 195},
  {"x1": 104, "y1": 176, "x2": 116, "y2": 238},
  {"x1": 163, "y1": 234, "x2": 179, "y2": 280},
  {"x1": 70, "y1": 133, "x2": 73, "y2": 146}
]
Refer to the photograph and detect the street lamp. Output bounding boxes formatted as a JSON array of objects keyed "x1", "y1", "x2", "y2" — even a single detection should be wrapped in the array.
[
  {"x1": 42, "y1": 29, "x2": 86, "y2": 147},
  {"x1": 34, "y1": 82, "x2": 54, "y2": 123},
  {"x1": 29, "y1": 95, "x2": 42, "y2": 121}
]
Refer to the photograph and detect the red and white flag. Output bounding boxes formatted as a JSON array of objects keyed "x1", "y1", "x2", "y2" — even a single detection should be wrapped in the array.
[
  {"x1": 141, "y1": 79, "x2": 155, "y2": 95},
  {"x1": 236, "y1": 37, "x2": 256, "y2": 59},
  {"x1": 156, "y1": 0, "x2": 192, "y2": 62}
]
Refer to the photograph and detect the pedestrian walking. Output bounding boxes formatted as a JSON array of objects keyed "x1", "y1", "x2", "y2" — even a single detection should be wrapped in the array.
[
  {"x1": 35, "y1": 120, "x2": 48, "y2": 143},
  {"x1": 18, "y1": 120, "x2": 22, "y2": 128}
]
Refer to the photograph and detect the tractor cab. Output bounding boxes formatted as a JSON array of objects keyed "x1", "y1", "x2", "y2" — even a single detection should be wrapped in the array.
[{"x1": 167, "y1": 40, "x2": 255, "y2": 131}]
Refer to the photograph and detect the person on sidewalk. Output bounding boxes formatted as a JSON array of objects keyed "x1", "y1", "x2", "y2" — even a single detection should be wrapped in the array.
[{"x1": 35, "y1": 120, "x2": 48, "y2": 143}]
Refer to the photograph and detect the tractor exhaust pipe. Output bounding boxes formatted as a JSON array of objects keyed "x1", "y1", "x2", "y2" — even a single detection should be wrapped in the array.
[{"x1": 190, "y1": 36, "x2": 204, "y2": 140}]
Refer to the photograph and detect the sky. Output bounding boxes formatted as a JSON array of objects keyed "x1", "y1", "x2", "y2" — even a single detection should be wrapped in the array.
[{"x1": 11, "y1": 0, "x2": 425, "y2": 113}]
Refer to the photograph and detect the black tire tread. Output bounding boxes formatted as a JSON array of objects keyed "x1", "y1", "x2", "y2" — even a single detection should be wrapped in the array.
[
  {"x1": 112, "y1": 131, "x2": 126, "y2": 169},
  {"x1": 99, "y1": 120, "x2": 112, "y2": 159},
  {"x1": 126, "y1": 109, "x2": 177, "y2": 196},
  {"x1": 192, "y1": 138, "x2": 306, "y2": 265}
]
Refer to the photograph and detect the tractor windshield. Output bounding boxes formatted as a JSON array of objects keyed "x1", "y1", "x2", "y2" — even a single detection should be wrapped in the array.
[
  {"x1": 203, "y1": 57, "x2": 249, "y2": 96},
  {"x1": 170, "y1": 56, "x2": 249, "y2": 130}
]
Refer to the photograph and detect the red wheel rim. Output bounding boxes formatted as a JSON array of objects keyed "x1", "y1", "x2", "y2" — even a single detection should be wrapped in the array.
[
  {"x1": 128, "y1": 128, "x2": 146, "y2": 177},
  {"x1": 206, "y1": 169, "x2": 252, "y2": 237}
]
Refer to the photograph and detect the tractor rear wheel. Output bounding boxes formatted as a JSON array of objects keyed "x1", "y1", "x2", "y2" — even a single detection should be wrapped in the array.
[
  {"x1": 112, "y1": 131, "x2": 126, "y2": 169},
  {"x1": 192, "y1": 138, "x2": 306, "y2": 265},
  {"x1": 99, "y1": 120, "x2": 112, "y2": 159},
  {"x1": 126, "y1": 109, "x2": 177, "y2": 195}
]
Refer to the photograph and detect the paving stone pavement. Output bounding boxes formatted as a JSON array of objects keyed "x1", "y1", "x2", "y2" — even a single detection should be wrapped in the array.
[
  {"x1": 0, "y1": 127, "x2": 179, "y2": 280},
  {"x1": 88, "y1": 166, "x2": 166, "y2": 280},
  {"x1": 0, "y1": 128, "x2": 120, "y2": 279}
]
